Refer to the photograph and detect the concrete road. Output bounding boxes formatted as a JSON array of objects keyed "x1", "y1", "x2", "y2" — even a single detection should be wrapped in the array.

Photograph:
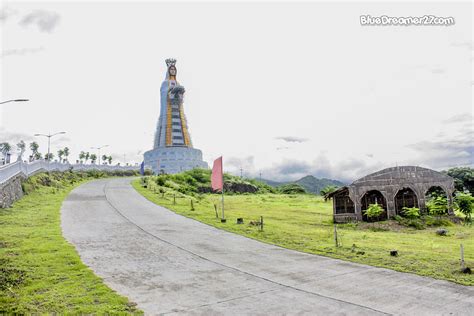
[{"x1": 61, "y1": 178, "x2": 473, "y2": 315}]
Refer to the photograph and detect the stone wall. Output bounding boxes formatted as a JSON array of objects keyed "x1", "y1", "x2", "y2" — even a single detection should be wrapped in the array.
[{"x1": 0, "y1": 174, "x2": 25, "y2": 208}]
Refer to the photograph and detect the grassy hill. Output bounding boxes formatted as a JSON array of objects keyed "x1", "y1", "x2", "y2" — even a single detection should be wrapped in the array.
[
  {"x1": 261, "y1": 175, "x2": 344, "y2": 194},
  {"x1": 1, "y1": 171, "x2": 141, "y2": 313},
  {"x1": 141, "y1": 168, "x2": 318, "y2": 195},
  {"x1": 134, "y1": 178, "x2": 473, "y2": 286}
]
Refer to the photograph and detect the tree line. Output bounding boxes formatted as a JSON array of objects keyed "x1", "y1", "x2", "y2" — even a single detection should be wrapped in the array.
[{"x1": 0, "y1": 141, "x2": 114, "y2": 165}]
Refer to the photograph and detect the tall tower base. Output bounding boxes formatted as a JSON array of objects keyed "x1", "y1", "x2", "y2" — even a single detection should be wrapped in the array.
[{"x1": 144, "y1": 147, "x2": 208, "y2": 174}]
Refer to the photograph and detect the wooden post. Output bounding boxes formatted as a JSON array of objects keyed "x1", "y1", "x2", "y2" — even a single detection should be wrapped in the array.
[
  {"x1": 173, "y1": 194, "x2": 176, "y2": 205},
  {"x1": 190, "y1": 199, "x2": 194, "y2": 211},
  {"x1": 221, "y1": 189, "x2": 225, "y2": 220},
  {"x1": 214, "y1": 204, "x2": 218, "y2": 218},
  {"x1": 162, "y1": 191, "x2": 164, "y2": 198},
  {"x1": 260, "y1": 216, "x2": 263, "y2": 231},
  {"x1": 461, "y1": 244, "x2": 465, "y2": 270},
  {"x1": 334, "y1": 224, "x2": 339, "y2": 247}
]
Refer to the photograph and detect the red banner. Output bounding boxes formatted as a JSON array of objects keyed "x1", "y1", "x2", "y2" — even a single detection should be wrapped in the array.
[{"x1": 211, "y1": 156, "x2": 223, "y2": 192}]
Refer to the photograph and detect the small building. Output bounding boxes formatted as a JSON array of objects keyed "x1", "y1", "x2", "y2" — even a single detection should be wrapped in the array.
[{"x1": 328, "y1": 166, "x2": 455, "y2": 223}]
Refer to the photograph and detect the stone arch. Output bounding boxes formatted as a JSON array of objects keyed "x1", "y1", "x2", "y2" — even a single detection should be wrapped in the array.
[
  {"x1": 360, "y1": 190, "x2": 388, "y2": 221},
  {"x1": 425, "y1": 185, "x2": 448, "y2": 198},
  {"x1": 334, "y1": 188, "x2": 355, "y2": 214},
  {"x1": 394, "y1": 187, "x2": 419, "y2": 215},
  {"x1": 424, "y1": 185, "x2": 451, "y2": 215}
]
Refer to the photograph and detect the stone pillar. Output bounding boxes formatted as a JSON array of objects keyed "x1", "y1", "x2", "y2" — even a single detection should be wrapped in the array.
[
  {"x1": 386, "y1": 195, "x2": 396, "y2": 219},
  {"x1": 447, "y1": 192, "x2": 454, "y2": 215}
]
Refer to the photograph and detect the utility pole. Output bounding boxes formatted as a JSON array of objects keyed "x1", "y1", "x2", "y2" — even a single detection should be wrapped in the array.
[
  {"x1": 34, "y1": 131, "x2": 66, "y2": 163},
  {"x1": 91, "y1": 145, "x2": 109, "y2": 165},
  {"x1": 240, "y1": 167, "x2": 243, "y2": 178}
]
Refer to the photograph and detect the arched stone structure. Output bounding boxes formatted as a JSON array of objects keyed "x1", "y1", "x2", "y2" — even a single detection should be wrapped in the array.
[
  {"x1": 329, "y1": 166, "x2": 455, "y2": 223},
  {"x1": 360, "y1": 190, "x2": 388, "y2": 221},
  {"x1": 394, "y1": 187, "x2": 418, "y2": 215}
]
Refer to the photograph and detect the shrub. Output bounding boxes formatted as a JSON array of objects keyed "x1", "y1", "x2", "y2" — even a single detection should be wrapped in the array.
[
  {"x1": 393, "y1": 215, "x2": 403, "y2": 223},
  {"x1": 363, "y1": 204, "x2": 384, "y2": 222},
  {"x1": 407, "y1": 219, "x2": 425, "y2": 230},
  {"x1": 155, "y1": 176, "x2": 166, "y2": 186},
  {"x1": 455, "y1": 192, "x2": 473, "y2": 224},
  {"x1": 402, "y1": 207, "x2": 420, "y2": 219},
  {"x1": 278, "y1": 183, "x2": 307, "y2": 194},
  {"x1": 427, "y1": 196, "x2": 448, "y2": 217},
  {"x1": 424, "y1": 216, "x2": 453, "y2": 227}
]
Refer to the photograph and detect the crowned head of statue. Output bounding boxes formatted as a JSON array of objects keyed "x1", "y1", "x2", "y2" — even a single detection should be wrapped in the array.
[{"x1": 166, "y1": 58, "x2": 177, "y2": 80}]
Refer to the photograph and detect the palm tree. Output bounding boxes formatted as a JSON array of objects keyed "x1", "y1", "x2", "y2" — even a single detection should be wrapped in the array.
[
  {"x1": 90, "y1": 154, "x2": 97, "y2": 164},
  {"x1": 45, "y1": 153, "x2": 54, "y2": 161},
  {"x1": 108, "y1": 155, "x2": 112, "y2": 165},
  {"x1": 29, "y1": 142, "x2": 40, "y2": 161},
  {"x1": 0, "y1": 142, "x2": 12, "y2": 164},
  {"x1": 85, "y1": 152, "x2": 90, "y2": 164},
  {"x1": 57, "y1": 149, "x2": 64, "y2": 163},
  {"x1": 79, "y1": 151, "x2": 86, "y2": 164},
  {"x1": 102, "y1": 154, "x2": 108, "y2": 165},
  {"x1": 63, "y1": 147, "x2": 70, "y2": 163},
  {"x1": 16, "y1": 140, "x2": 26, "y2": 161}
]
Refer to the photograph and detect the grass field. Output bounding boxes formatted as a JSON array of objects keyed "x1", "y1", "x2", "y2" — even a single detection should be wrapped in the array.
[
  {"x1": 133, "y1": 179, "x2": 473, "y2": 286},
  {"x1": 0, "y1": 177, "x2": 142, "y2": 314}
]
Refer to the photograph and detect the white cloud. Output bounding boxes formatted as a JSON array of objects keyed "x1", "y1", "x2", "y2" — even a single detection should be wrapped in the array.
[
  {"x1": 20, "y1": 10, "x2": 60, "y2": 33},
  {"x1": 1, "y1": 2, "x2": 472, "y2": 176},
  {"x1": 275, "y1": 136, "x2": 309, "y2": 143}
]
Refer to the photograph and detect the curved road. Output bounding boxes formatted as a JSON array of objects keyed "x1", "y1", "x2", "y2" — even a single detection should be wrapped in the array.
[{"x1": 61, "y1": 178, "x2": 473, "y2": 315}]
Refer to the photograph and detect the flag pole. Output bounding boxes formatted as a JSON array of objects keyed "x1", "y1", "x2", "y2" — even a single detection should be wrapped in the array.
[
  {"x1": 221, "y1": 187, "x2": 225, "y2": 220},
  {"x1": 221, "y1": 158, "x2": 225, "y2": 221}
]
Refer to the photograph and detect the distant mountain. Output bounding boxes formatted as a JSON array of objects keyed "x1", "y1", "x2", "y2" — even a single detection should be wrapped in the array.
[
  {"x1": 260, "y1": 178, "x2": 284, "y2": 187},
  {"x1": 294, "y1": 175, "x2": 344, "y2": 194},
  {"x1": 260, "y1": 175, "x2": 345, "y2": 195}
]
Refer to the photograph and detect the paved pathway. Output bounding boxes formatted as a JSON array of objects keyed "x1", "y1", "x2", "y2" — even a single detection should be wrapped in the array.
[{"x1": 61, "y1": 178, "x2": 473, "y2": 315}]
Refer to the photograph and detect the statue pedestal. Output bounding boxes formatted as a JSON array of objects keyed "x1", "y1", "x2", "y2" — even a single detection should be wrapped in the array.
[{"x1": 144, "y1": 147, "x2": 208, "y2": 174}]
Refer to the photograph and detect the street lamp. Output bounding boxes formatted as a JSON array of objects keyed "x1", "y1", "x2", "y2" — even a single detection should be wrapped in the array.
[
  {"x1": 0, "y1": 99, "x2": 29, "y2": 104},
  {"x1": 34, "y1": 131, "x2": 66, "y2": 162},
  {"x1": 91, "y1": 145, "x2": 109, "y2": 165}
]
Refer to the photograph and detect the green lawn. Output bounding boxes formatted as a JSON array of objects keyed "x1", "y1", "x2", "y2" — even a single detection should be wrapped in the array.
[
  {"x1": 0, "y1": 179, "x2": 142, "y2": 314},
  {"x1": 133, "y1": 179, "x2": 473, "y2": 286}
]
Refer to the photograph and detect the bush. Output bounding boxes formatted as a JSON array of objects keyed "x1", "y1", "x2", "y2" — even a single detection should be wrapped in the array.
[
  {"x1": 155, "y1": 176, "x2": 166, "y2": 186},
  {"x1": 455, "y1": 192, "x2": 473, "y2": 223},
  {"x1": 407, "y1": 219, "x2": 425, "y2": 230},
  {"x1": 363, "y1": 204, "x2": 384, "y2": 222},
  {"x1": 402, "y1": 207, "x2": 420, "y2": 219},
  {"x1": 278, "y1": 183, "x2": 307, "y2": 194},
  {"x1": 424, "y1": 216, "x2": 453, "y2": 227},
  {"x1": 427, "y1": 196, "x2": 448, "y2": 217}
]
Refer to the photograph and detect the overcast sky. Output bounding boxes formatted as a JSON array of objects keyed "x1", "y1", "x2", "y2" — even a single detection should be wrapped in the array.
[{"x1": 1, "y1": 1, "x2": 472, "y2": 182}]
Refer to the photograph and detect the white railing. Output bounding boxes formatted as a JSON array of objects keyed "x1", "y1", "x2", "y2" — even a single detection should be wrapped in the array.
[{"x1": 0, "y1": 160, "x2": 140, "y2": 185}]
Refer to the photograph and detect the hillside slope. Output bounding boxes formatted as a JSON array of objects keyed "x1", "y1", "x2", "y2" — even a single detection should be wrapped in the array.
[{"x1": 261, "y1": 175, "x2": 344, "y2": 194}]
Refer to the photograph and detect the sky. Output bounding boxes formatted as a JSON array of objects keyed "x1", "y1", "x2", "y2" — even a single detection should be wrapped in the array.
[{"x1": 1, "y1": 1, "x2": 472, "y2": 183}]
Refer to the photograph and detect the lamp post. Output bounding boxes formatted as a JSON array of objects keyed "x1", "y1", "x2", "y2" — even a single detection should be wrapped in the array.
[
  {"x1": 34, "y1": 131, "x2": 66, "y2": 163},
  {"x1": 0, "y1": 99, "x2": 29, "y2": 105},
  {"x1": 91, "y1": 145, "x2": 109, "y2": 165}
]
